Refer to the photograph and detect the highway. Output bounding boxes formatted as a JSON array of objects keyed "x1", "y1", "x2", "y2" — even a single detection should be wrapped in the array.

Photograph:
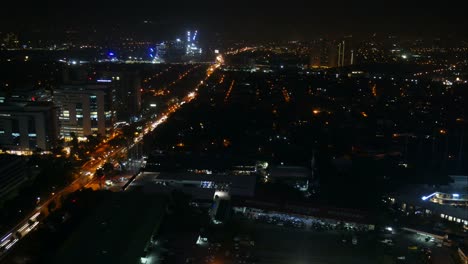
[{"x1": 0, "y1": 61, "x2": 221, "y2": 260}]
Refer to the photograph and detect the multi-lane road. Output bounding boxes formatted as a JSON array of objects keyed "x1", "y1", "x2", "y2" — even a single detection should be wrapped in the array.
[{"x1": 0, "y1": 61, "x2": 221, "y2": 260}]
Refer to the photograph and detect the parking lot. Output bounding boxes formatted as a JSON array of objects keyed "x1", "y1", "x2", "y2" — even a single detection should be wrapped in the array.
[
  {"x1": 140, "y1": 203, "x2": 460, "y2": 264},
  {"x1": 233, "y1": 218, "x2": 379, "y2": 264},
  {"x1": 379, "y1": 229, "x2": 456, "y2": 264},
  {"x1": 229, "y1": 209, "x2": 455, "y2": 264}
]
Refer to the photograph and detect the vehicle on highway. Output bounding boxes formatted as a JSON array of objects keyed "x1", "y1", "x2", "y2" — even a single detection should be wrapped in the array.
[
  {"x1": 0, "y1": 233, "x2": 13, "y2": 252},
  {"x1": 380, "y1": 239, "x2": 393, "y2": 244},
  {"x1": 15, "y1": 223, "x2": 30, "y2": 239},
  {"x1": 28, "y1": 212, "x2": 40, "y2": 225},
  {"x1": 1, "y1": 238, "x2": 18, "y2": 252}
]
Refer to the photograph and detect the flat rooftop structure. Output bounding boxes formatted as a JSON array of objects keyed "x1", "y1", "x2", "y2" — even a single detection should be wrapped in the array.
[
  {"x1": 132, "y1": 171, "x2": 257, "y2": 199},
  {"x1": 54, "y1": 192, "x2": 166, "y2": 264},
  {"x1": 154, "y1": 171, "x2": 250, "y2": 182},
  {"x1": 269, "y1": 166, "x2": 311, "y2": 179},
  {"x1": 392, "y1": 177, "x2": 468, "y2": 224},
  {"x1": 145, "y1": 152, "x2": 256, "y2": 172},
  {"x1": 394, "y1": 186, "x2": 466, "y2": 218}
]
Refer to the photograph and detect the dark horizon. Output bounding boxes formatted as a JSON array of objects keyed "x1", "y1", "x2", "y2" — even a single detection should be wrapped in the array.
[{"x1": 2, "y1": 0, "x2": 467, "y2": 41}]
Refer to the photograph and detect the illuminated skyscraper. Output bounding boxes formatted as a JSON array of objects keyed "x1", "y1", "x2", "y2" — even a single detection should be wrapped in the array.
[
  {"x1": 185, "y1": 30, "x2": 202, "y2": 58},
  {"x1": 54, "y1": 84, "x2": 115, "y2": 139},
  {"x1": 96, "y1": 72, "x2": 141, "y2": 122},
  {"x1": 337, "y1": 41, "x2": 346, "y2": 67},
  {"x1": 310, "y1": 39, "x2": 338, "y2": 68},
  {"x1": 337, "y1": 37, "x2": 353, "y2": 67}
]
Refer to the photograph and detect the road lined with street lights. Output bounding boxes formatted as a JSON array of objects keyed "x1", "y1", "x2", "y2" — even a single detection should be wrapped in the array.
[{"x1": 0, "y1": 60, "x2": 221, "y2": 260}]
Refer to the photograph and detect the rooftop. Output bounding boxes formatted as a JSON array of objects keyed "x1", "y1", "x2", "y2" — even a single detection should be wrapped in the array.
[
  {"x1": 392, "y1": 178, "x2": 468, "y2": 221},
  {"x1": 0, "y1": 155, "x2": 25, "y2": 169},
  {"x1": 153, "y1": 171, "x2": 255, "y2": 183},
  {"x1": 133, "y1": 171, "x2": 257, "y2": 199},
  {"x1": 269, "y1": 166, "x2": 311, "y2": 179}
]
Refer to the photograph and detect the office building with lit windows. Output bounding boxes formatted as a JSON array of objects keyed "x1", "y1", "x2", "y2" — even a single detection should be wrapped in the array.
[
  {"x1": 54, "y1": 84, "x2": 115, "y2": 139},
  {"x1": 0, "y1": 102, "x2": 59, "y2": 153},
  {"x1": 95, "y1": 72, "x2": 141, "y2": 121}
]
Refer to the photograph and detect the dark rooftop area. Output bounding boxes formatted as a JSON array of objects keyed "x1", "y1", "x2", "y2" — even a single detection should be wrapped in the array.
[{"x1": 53, "y1": 192, "x2": 166, "y2": 264}]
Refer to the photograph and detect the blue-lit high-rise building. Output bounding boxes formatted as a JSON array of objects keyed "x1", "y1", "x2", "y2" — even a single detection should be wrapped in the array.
[
  {"x1": 150, "y1": 30, "x2": 202, "y2": 63},
  {"x1": 185, "y1": 30, "x2": 202, "y2": 58}
]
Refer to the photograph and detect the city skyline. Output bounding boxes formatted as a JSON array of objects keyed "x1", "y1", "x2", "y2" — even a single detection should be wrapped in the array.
[{"x1": 0, "y1": 1, "x2": 467, "y2": 263}]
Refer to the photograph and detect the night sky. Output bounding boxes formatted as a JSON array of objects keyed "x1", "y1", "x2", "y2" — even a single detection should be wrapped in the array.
[{"x1": 2, "y1": 0, "x2": 467, "y2": 40}]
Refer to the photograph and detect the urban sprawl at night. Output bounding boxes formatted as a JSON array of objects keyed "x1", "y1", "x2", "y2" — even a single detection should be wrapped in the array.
[{"x1": 0, "y1": 1, "x2": 467, "y2": 263}]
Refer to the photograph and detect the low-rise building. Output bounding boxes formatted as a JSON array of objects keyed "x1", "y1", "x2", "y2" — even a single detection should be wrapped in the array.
[
  {"x1": 389, "y1": 175, "x2": 468, "y2": 227},
  {"x1": 135, "y1": 171, "x2": 257, "y2": 200},
  {"x1": 268, "y1": 166, "x2": 311, "y2": 191}
]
